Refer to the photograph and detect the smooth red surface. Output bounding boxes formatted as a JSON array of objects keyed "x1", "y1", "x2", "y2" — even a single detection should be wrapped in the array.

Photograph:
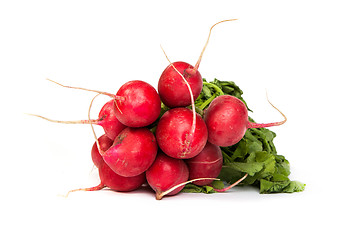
[
  {"x1": 103, "y1": 127, "x2": 158, "y2": 177},
  {"x1": 204, "y1": 95, "x2": 248, "y2": 147},
  {"x1": 98, "y1": 100, "x2": 126, "y2": 140},
  {"x1": 155, "y1": 108, "x2": 208, "y2": 159},
  {"x1": 99, "y1": 163, "x2": 145, "y2": 192},
  {"x1": 91, "y1": 134, "x2": 113, "y2": 168},
  {"x1": 158, "y1": 61, "x2": 202, "y2": 108},
  {"x1": 186, "y1": 142, "x2": 223, "y2": 186},
  {"x1": 146, "y1": 152, "x2": 189, "y2": 196},
  {"x1": 114, "y1": 80, "x2": 161, "y2": 127}
]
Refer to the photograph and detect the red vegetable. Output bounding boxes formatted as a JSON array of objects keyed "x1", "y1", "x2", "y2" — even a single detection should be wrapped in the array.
[
  {"x1": 146, "y1": 152, "x2": 189, "y2": 200},
  {"x1": 186, "y1": 142, "x2": 223, "y2": 186},
  {"x1": 155, "y1": 108, "x2": 208, "y2": 159},
  {"x1": 91, "y1": 134, "x2": 113, "y2": 168},
  {"x1": 204, "y1": 95, "x2": 286, "y2": 147},
  {"x1": 99, "y1": 127, "x2": 158, "y2": 177},
  {"x1": 113, "y1": 80, "x2": 161, "y2": 127}
]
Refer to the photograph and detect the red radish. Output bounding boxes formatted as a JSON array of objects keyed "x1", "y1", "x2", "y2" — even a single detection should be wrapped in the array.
[
  {"x1": 113, "y1": 80, "x2": 161, "y2": 127},
  {"x1": 45, "y1": 79, "x2": 161, "y2": 128},
  {"x1": 158, "y1": 61, "x2": 202, "y2": 108},
  {"x1": 158, "y1": 19, "x2": 237, "y2": 108},
  {"x1": 98, "y1": 163, "x2": 145, "y2": 192},
  {"x1": 98, "y1": 127, "x2": 158, "y2": 177},
  {"x1": 186, "y1": 142, "x2": 223, "y2": 186},
  {"x1": 29, "y1": 99, "x2": 126, "y2": 140},
  {"x1": 91, "y1": 134, "x2": 113, "y2": 168},
  {"x1": 67, "y1": 163, "x2": 146, "y2": 196},
  {"x1": 146, "y1": 152, "x2": 189, "y2": 200},
  {"x1": 204, "y1": 95, "x2": 287, "y2": 147},
  {"x1": 155, "y1": 108, "x2": 208, "y2": 159}
]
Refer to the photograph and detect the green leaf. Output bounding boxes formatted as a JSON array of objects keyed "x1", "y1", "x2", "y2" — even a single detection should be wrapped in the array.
[
  {"x1": 260, "y1": 179, "x2": 306, "y2": 193},
  {"x1": 224, "y1": 162, "x2": 264, "y2": 176},
  {"x1": 212, "y1": 180, "x2": 225, "y2": 190}
]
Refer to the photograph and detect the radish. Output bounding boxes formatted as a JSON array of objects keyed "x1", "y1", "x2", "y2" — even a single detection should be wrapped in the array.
[
  {"x1": 91, "y1": 134, "x2": 113, "y2": 168},
  {"x1": 155, "y1": 107, "x2": 208, "y2": 159},
  {"x1": 46, "y1": 79, "x2": 161, "y2": 128},
  {"x1": 113, "y1": 80, "x2": 161, "y2": 127},
  {"x1": 186, "y1": 142, "x2": 223, "y2": 186},
  {"x1": 30, "y1": 99, "x2": 126, "y2": 140},
  {"x1": 67, "y1": 162, "x2": 146, "y2": 195},
  {"x1": 158, "y1": 19, "x2": 237, "y2": 108},
  {"x1": 204, "y1": 95, "x2": 287, "y2": 147},
  {"x1": 97, "y1": 127, "x2": 158, "y2": 177},
  {"x1": 146, "y1": 152, "x2": 189, "y2": 200}
]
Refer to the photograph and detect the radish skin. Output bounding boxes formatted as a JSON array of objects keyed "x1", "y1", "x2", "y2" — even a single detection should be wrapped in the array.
[
  {"x1": 91, "y1": 134, "x2": 113, "y2": 168},
  {"x1": 155, "y1": 108, "x2": 208, "y2": 159},
  {"x1": 113, "y1": 80, "x2": 161, "y2": 127},
  {"x1": 186, "y1": 142, "x2": 223, "y2": 186},
  {"x1": 101, "y1": 127, "x2": 158, "y2": 177},
  {"x1": 146, "y1": 153, "x2": 189, "y2": 200},
  {"x1": 67, "y1": 163, "x2": 146, "y2": 196},
  {"x1": 204, "y1": 95, "x2": 286, "y2": 147}
]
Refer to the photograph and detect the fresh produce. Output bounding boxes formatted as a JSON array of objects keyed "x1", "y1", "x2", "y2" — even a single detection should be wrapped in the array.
[
  {"x1": 146, "y1": 153, "x2": 189, "y2": 200},
  {"x1": 182, "y1": 79, "x2": 305, "y2": 194},
  {"x1": 99, "y1": 127, "x2": 158, "y2": 177},
  {"x1": 186, "y1": 142, "x2": 223, "y2": 186},
  {"x1": 155, "y1": 108, "x2": 208, "y2": 159},
  {"x1": 113, "y1": 80, "x2": 161, "y2": 128},
  {"x1": 204, "y1": 94, "x2": 286, "y2": 147},
  {"x1": 158, "y1": 19, "x2": 236, "y2": 108},
  {"x1": 33, "y1": 20, "x2": 304, "y2": 199}
]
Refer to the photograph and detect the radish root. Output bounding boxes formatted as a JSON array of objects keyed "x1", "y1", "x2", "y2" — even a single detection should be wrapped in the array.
[
  {"x1": 88, "y1": 93, "x2": 104, "y2": 155},
  {"x1": 65, "y1": 183, "x2": 105, "y2": 197},
  {"x1": 213, "y1": 173, "x2": 248, "y2": 192},
  {"x1": 46, "y1": 78, "x2": 115, "y2": 98},
  {"x1": 156, "y1": 178, "x2": 219, "y2": 200},
  {"x1": 26, "y1": 113, "x2": 98, "y2": 125},
  {"x1": 247, "y1": 92, "x2": 287, "y2": 129},
  {"x1": 194, "y1": 19, "x2": 238, "y2": 71}
]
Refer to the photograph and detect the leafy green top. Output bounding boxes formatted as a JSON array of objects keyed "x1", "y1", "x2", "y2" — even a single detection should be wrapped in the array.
[{"x1": 182, "y1": 79, "x2": 305, "y2": 194}]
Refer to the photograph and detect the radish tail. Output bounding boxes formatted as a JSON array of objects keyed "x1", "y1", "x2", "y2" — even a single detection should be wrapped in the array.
[
  {"x1": 65, "y1": 183, "x2": 105, "y2": 197},
  {"x1": 88, "y1": 93, "x2": 104, "y2": 155},
  {"x1": 26, "y1": 113, "x2": 98, "y2": 125},
  {"x1": 194, "y1": 19, "x2": 238, "y2": 71},
  {"x1": 213, "y1": 173, "x2": 248, "y2": 192},
  {"x1": 160, "y1": 45, "x2": 196, "y2": 157},
  {"x1": 46, "y1": 78, "x2": 116, "y2": 99},
  {"x1": 247, "y1": 93, "x2": 287, "y2": 129},
  {"x1": 156, "y1": 178, "x2": 219, "y2": 200}
]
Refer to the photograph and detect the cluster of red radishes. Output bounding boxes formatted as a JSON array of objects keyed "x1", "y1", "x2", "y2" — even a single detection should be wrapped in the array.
[{"x1": 35, "y1": 20, "x2": 286, "y2": 200}]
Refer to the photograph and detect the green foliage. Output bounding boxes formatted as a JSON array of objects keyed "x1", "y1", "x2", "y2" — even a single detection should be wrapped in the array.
[{"x1": 186, "y1": 79, "x2": 305, "y2": 194}]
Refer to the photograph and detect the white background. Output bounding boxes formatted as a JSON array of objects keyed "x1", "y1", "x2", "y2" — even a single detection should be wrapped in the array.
[{"x1": 1, "y1": 0, "x2": 359, "y2": 239}]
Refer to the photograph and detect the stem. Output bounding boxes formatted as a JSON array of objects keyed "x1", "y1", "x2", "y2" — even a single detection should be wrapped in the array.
[
  {"x1": 26, "y1": 113, "x2": 99, "y2": 125},
  {"x1": 194, "y1": 19, "x2": 238, "y2": 71},
  {"x1": 203, "y1": 82, "x2": 224, "y2": 95},
  {"x1": 198, "y1": 82, "x2": 225, "y2": 110},
  {"x1": 247, "y1": 93, "x2": 287, "y2": 129},
  {"x1": 46, "y1": 78, "x2": 116, "y2": 99},
  {"x1": 156, "y1": 178, "x2": 219, "y2": 200},
  {"x1": 65, "y1": 183, "x2": 105, "y2": 197},
  {"x1": 160, "y1": 45, "x2": 196, "y2": 156},
  {"x1": 113, "y1": 97, "x2": 123, "y2": 114},
  {"x1": 89, "y1": 93, "x2": 104, "y2": 155},
  {"x1": 213, "y1": 173, "x2": 248, "y2": 192}
]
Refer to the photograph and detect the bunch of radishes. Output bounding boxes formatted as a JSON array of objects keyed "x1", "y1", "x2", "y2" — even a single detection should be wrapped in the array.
[{"x1": 34, "y1": 20, "x2": 286, "y2": 200}]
